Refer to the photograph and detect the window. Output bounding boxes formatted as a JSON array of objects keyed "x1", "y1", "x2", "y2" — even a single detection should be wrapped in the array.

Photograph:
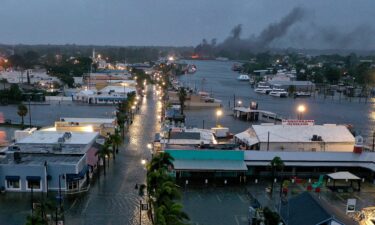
[
  {"x1": 27, "y1": 180, "x2": 41, "y2": 190},
  {"x1": 68, "y1": 181, "x2": 79, "y2": 190},
  {"x1": 6, "y1": 179, "x2": 20, "y2": 189}
]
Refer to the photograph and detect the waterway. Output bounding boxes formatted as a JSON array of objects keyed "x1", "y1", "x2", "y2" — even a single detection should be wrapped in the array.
[{"x1": 179, "y1": 60, "x2": 375, "y2": 144}]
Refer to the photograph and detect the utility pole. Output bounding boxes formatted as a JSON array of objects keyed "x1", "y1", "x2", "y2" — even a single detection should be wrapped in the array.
[
  {"x1": 267, "y1": 132, "x2": 270, "y2": 151},
  {"x1": 139, "y1": 199, "x2": 142, "y2": 225},
  {"x1": 28, "y1": 96, "x2": 32, "y2": 128},
  {"x1": 372, "y1": 131, "x2": 375, "y2": 151}
]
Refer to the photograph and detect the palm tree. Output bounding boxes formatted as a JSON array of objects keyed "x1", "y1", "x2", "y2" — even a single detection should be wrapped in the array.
[
  {"x1": 155, "y1": 202, "x2": 189, "y2": 225},
  {"x1": 109, "y1": 130, "x2": 122, "y2": 159},
  {"x1": 116, "y1": 112, "x2": 126, "y2": 137},
  {"x1": 95, "y1": 141, "x2": 112, "y2": 175},
  {"x1": 17, "y1": 104, "x2": 28, "y2": 127},
  {"x1": 148, "y1": 152, "x2": 174, "y2": 172},
  {"x1": 177, "y1": 87, "x2": 187, "y2": 115},
  {"x1": 163, "y1": 202, "x2": 189, "y2": 225},
  {"x1": 269, "y1": 156, "x2": 284, "y2": 195},
  {"x1": 155, "y1": 180, "x2": 182, "y2": 207}
]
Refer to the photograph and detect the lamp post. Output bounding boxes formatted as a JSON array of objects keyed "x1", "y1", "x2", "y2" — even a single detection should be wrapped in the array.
[
  {"x1": 237, "y1": 100, "x2": 242, "y2": 107},
  {"x1": 297, "y1": 104, "x2": 306, "y2": 120},
  {"x1": 58, "y1": 174, "x2": 65, "y2": 212},
  {"x1": 216, "y1": 109, "x2": 223, "y2": 127}
]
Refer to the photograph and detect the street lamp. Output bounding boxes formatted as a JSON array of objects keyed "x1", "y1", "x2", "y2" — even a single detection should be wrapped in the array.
[
  {"x1": 297, "y1": 104, "x2": 306, "y2": 120},
  {"x1": 216, "y1": 109, "x2": 223, "y2": 127},
  {"x1": 237, "y1": 100, "x2": 242, "y2": 107},
  {"x1": 141, "y1": 159, "x2": 147, "y2": 165}
]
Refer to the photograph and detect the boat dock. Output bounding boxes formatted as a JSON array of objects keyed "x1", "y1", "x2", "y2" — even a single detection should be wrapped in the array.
[{"x1": 233, "y1": 107, "x2": 282, "y2": 123}]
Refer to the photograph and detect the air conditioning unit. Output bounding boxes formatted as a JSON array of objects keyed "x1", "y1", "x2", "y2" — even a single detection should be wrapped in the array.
[{"x1": 8, "y1": 145, "x2": 21, "y2": 151}]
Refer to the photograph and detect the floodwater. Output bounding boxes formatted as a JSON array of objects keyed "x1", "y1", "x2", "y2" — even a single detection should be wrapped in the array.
[
  {"x1": 179, "y1": 60, "x2": 375, "y2": 144},
  {"x1": 0, "y1": 87, "x2": 157, "y2": 225}
]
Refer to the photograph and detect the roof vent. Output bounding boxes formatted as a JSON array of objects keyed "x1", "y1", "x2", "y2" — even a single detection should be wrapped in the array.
[
  {"x1": 63, "y1": 132, "x2": 72, "y2": 139},
  {"x1": 58, "y1": 137, "x2": 65, "y2": 143}
]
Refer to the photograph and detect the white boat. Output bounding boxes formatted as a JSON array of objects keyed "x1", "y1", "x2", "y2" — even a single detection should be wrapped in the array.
[
  {"x1": 254, "y1": 87, "x2": 273, "y2": 94},
  {"x1": 269, "y1": 89, "x2": 288, "y2": 97},
  {"x1": 237, "y1": 74, "x2": 250, "y2": 81},
  {"x1": 294, "y1": 92, "x2": 311, "y2": 98},
  {"x1": 254, "y1": 82, "x2": 272, "y2": 94}
]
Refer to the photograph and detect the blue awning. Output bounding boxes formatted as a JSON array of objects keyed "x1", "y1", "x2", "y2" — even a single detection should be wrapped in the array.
[
  {"x1": 26, "y1": 176, "x2": 41, "y2": 181},
  {"x1": 5, "y1": 176, "x2": 20, "y2": 181}
]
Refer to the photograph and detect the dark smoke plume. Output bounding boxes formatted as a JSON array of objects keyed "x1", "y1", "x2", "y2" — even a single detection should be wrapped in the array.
[
  {"x1": 217, "y1": 7, "x2": 306, "y2": 52},
  {"x1": 257, "y1": 7, "x2": 305, "y2": 47}
]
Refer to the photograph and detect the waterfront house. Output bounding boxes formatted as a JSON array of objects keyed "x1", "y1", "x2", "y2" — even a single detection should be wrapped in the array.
[{"x1": 73, "y1": 85, "x2": 136, "y2": 104}]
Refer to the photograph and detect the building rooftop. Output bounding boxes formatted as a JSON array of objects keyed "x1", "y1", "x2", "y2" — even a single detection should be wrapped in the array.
[
  {"x1": 244, "y1": 151, "x2": 375, "y2": 172},
  {"x1": 60, "y1": 117, "x2": 115, "y2": 124},
  {"x1": 237, "y1": 124, "x2": 355, "y2": 144},
  {"x1": 280, "y1": 192, "x2": 343, "y2": 225},
  {"x1": 1, "y1": 153, "x2": 84, "y2": 166},
  {"x1": 17, "y1": 131, "x2": 98, "y2": 145},
  {"x1": 100, "y1": 85, "x2": 136, "y2": 94},
  {"x1": 161, "y1": 128, "x2": 215, "y2": 145}
]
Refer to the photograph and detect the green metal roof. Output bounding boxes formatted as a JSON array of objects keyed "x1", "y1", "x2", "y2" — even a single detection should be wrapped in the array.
[{"x1": 165, "y1": 150, "x2": 244, "y2": 161}]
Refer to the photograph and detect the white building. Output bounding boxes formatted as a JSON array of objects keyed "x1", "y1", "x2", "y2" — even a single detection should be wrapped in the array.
[
  {"x1": 235, "y1": 123, "x2": 355, "y2": 152},
  {"x1": 73, "y1": 85, "x2": 136, "y2": 104}
]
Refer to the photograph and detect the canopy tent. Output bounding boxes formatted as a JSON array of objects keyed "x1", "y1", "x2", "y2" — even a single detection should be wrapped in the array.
[
  {"x1": 327, "y1": 171, "x2": 360, "y2": 180},
  {"x1": 326, "y1": 171, "x2": 361, "y2": 192}
]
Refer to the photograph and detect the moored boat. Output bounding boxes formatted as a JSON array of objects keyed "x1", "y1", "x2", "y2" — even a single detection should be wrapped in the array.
[
  {"x1": 269, "y1": 89, "x2": 288, "y2": 97},
  {"x1": 294, "y1": 91, "x2": 311, "y2": 98},
  {"x1": 237, "y1": 74, "x2": 250, "y2": 81}
]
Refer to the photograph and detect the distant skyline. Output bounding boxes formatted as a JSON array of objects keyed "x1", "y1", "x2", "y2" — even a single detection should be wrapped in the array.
[{"x1": 1, "y1": 0, "x2": 375, "y2": 49}]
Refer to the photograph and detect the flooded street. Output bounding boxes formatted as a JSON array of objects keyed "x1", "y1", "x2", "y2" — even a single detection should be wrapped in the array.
[
  {"x1": 0, "y1": 87, "x2": 158, "y2": 225},
  {"x1": 64, "y1": 87, "x2": 157, "y2": 225}
]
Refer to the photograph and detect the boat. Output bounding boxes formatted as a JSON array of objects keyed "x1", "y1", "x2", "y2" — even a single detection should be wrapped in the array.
[
  {"x1": 187, "y1": 64, "x2": 197, "y2": 74},
  {"x1": 254, "y1": 86, "x2": 273, "y2": 94},
  {"x1": 294, "y1": 92, "x2": 311, "y2": 98},
  {"x1": 237, "y1": 74, "x2": 250, "y2": 81},
  {"x1": 232, "y1": 63, "x2": 243, "y2": 72},
  {"x1": 269, "y1": 89, "x2": 288, "y2": 98},
  {"x1": 254, "y1": 82, "x2": 272, "y2": 94}
]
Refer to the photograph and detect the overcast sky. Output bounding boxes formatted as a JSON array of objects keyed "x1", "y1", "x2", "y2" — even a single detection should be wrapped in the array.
[{"x1": 1, "y1": 0, "x2": 375, "y2": 48}]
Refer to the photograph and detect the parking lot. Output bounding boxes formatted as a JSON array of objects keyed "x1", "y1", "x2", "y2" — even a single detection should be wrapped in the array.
[
  {"x1": 182, "y1": 187, "x2": 251, "y2": 225},
  {"x1": 182, "y1": 180, "x2": 375, "y2": 225}
]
